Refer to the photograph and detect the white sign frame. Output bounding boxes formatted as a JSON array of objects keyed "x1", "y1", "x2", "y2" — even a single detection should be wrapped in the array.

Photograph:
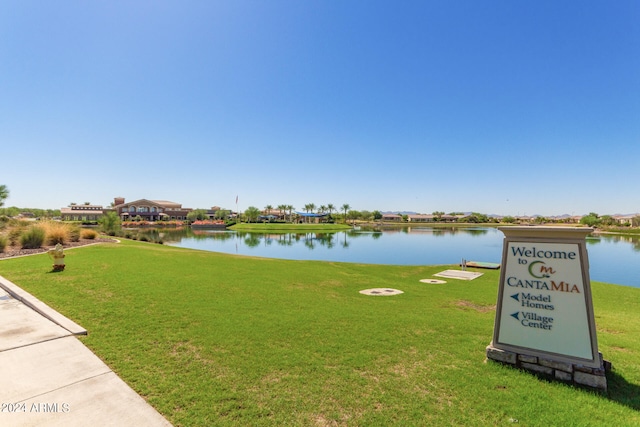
[{"x1": 491, "y1": 227, "x2": 600, "y2": 368}]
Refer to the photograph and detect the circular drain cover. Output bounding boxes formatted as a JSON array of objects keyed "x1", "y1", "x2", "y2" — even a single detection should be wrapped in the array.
[
  {"x1": 419, "y1": 279, "x2": 447, "y2": 284},
  {"x1": 359, "y1": 288, "x2": 404, "y2": 296}
]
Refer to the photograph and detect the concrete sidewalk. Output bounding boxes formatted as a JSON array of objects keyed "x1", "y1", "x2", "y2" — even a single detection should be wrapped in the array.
[{"x1": 0, "y1": 276, "x2": 172, "y2": 427}]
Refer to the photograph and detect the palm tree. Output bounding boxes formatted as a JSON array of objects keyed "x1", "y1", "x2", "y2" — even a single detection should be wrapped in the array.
[
  {"x1": 265, "y1": 204, "x2": 273, "y2": 216},
  {"x1": 326, "y1": 203, "x2": 336, "y2": 222},
  {"x1": 277, "y1": 204, "x2": 287, "y2": 221},
  {"x1": 319, "y1": 205, "x2": 327, "y2": 214},
  {"x1": 341, "y1": 203, "x2": 350, "y2": 223},
  {"x1": 303, "y1": 204, "x2": 315, "y2": 223},
  {"x1": 286, "y1": 205, "x2": 294, "y2": 223},
  {"x1": 0, "y1": 185, "x2": 8, "y2": 208},
  {"x1": 309, "y1": 204, "x2": 317, "y2": 223}
]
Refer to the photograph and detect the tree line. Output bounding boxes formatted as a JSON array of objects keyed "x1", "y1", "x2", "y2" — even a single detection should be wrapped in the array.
[
  {"x1": 2, "y1": 185, "x2": 639, "y2": 227},
  {"x1": 0, "y1": 185, "x2": 62, "y2": 218},
  {"x1": 579, "y1": 212, "x2": 640, "y2": 228}
]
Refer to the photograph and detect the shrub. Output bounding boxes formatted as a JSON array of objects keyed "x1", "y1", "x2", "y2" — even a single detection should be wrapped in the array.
[
  {"x1": 0, "y1": 235, "x2": 7, "y2": 252},
  {"x1": 9, "y1": 227, "x2": 24, "y2": 246},
  {"x1": 37, "y1": 220, "x2": 73, "y2": 245},
  {"x1": 99, "y1": 211, "x2": 121, "y2": 235},
  {"x1": 68, "y1": 225, "x2": 81, "y2": 242},
  {"x1": 80, "y1": 229, "x2": 98, "y2": 239},
  {"x1": 20, "y1": 226, "x2": 46, "y2": 249},
  {"x1": 47, "y1": 227, "x2": 68, "y2": 245}
]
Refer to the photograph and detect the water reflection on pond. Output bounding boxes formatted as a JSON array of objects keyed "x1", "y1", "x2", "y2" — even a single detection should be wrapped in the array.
[
  {"x1": 140, "y1": 227, "x2": 640, "y2": 288},
  {"x1": 161, "y1": 227, "x2": 496, "y2": 265}
]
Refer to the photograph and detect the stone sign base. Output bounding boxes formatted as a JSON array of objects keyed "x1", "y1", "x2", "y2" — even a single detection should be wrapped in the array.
[{"x1": 486, "y1": 345, "x2": 610, "y2": 392}]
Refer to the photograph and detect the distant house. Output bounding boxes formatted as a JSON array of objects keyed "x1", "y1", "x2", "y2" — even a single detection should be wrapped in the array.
[
  {"x1": 613, "y1": 214, "x2": 636, "y2": 225},
  {"x1": 405, "y1": 213, "x2": 466, "y2": 223},
  {"x1": 261, "y1": 208, "x2": 287, "y2": 221},
  {"x1": 407, "y1": 214, "x2": 435, "y2": 222},
  {"x1": 448, "y1": 214, "x2": 468, "y2": 222},
  {"x1": 295, "y1": 212, "x2": 328, "y2": 224},
  {"x1": 61, "y1": 204, "x2": 106, "y2": 222},
  {"x1": 113, "y1": 197, "x2": 192, "y2": 221},
  {"x1": 381, "y1": 213, "x2": 402, "y2": 222}
]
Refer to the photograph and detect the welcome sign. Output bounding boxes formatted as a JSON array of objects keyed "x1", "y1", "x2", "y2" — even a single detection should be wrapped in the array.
[{"x1": 491, "y1": 227, "x2": 600, "y2": 368}]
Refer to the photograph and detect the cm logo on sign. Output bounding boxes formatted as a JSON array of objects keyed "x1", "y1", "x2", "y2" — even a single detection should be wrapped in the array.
[{"x1": 528, "y1": 261, "x2": 556, "y2": 279}]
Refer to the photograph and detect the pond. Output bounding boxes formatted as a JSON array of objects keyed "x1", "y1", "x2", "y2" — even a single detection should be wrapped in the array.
[{"x1": 156, "y1": 227, "x2": 640, "y2": 288}]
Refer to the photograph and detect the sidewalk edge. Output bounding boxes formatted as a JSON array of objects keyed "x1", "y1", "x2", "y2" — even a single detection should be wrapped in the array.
[{"x1": 0, "y1": 275, "x2": 87, "y2": 336}]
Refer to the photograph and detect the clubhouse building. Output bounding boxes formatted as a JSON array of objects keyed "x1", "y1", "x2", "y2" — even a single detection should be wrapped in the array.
[
  {"x1": 60, "y1": 204, "x2": 107, "y2": 222},
  {"x1": 113, "y1": 197, "x2": 192, "y2": 221}
]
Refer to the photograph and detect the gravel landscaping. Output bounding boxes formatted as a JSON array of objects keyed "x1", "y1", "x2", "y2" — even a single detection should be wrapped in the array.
[{"x1": 0, "y1": 238, "x2": 116, "y2": 260}]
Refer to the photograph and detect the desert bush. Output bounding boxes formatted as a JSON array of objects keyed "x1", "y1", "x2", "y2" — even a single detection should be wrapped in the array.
[
  {"x1": 9, "y1": 226, "x2": 26, "y2": 246},
  {"x1": 39, "y1": 221, "x2": 71, "y2": 245},
  {"x1": 0, "y1": 235, "x2": 7, "y2": 252},
  {"x1": 80, "y1": 229, "x2": 98, "y2": 239},
  {"x1": 68, "y1": 224, "x2": 81, "y2": 242},
  {"x1": 20, "y1": 226, "x2": 46, "y2": 249}
]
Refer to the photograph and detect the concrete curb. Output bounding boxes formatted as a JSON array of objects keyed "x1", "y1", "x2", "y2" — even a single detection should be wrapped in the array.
[
  {"x1": 0, "y1": 275, "x2": 172, "y2": 426},
  {"x1": 0, "y1": 276, "x2": 86, "y2": 335}
]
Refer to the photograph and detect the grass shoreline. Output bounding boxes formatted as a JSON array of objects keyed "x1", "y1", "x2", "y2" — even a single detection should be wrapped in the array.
[
  {"x1": 229, "y1": 223, "x2": 352, "y2": 231},
  {"x1": 0, "y1": 240, "x2": 638, "y2": 426}
]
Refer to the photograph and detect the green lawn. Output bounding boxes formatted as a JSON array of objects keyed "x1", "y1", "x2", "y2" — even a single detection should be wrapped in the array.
[{"x1": 1, "y1": 240, "x2": 639, "y2": 426}]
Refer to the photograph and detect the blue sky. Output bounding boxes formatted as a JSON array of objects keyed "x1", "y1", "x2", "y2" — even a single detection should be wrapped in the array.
[{"x1": 1, "y1": 1, "x2": 638, "y2": 216}]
